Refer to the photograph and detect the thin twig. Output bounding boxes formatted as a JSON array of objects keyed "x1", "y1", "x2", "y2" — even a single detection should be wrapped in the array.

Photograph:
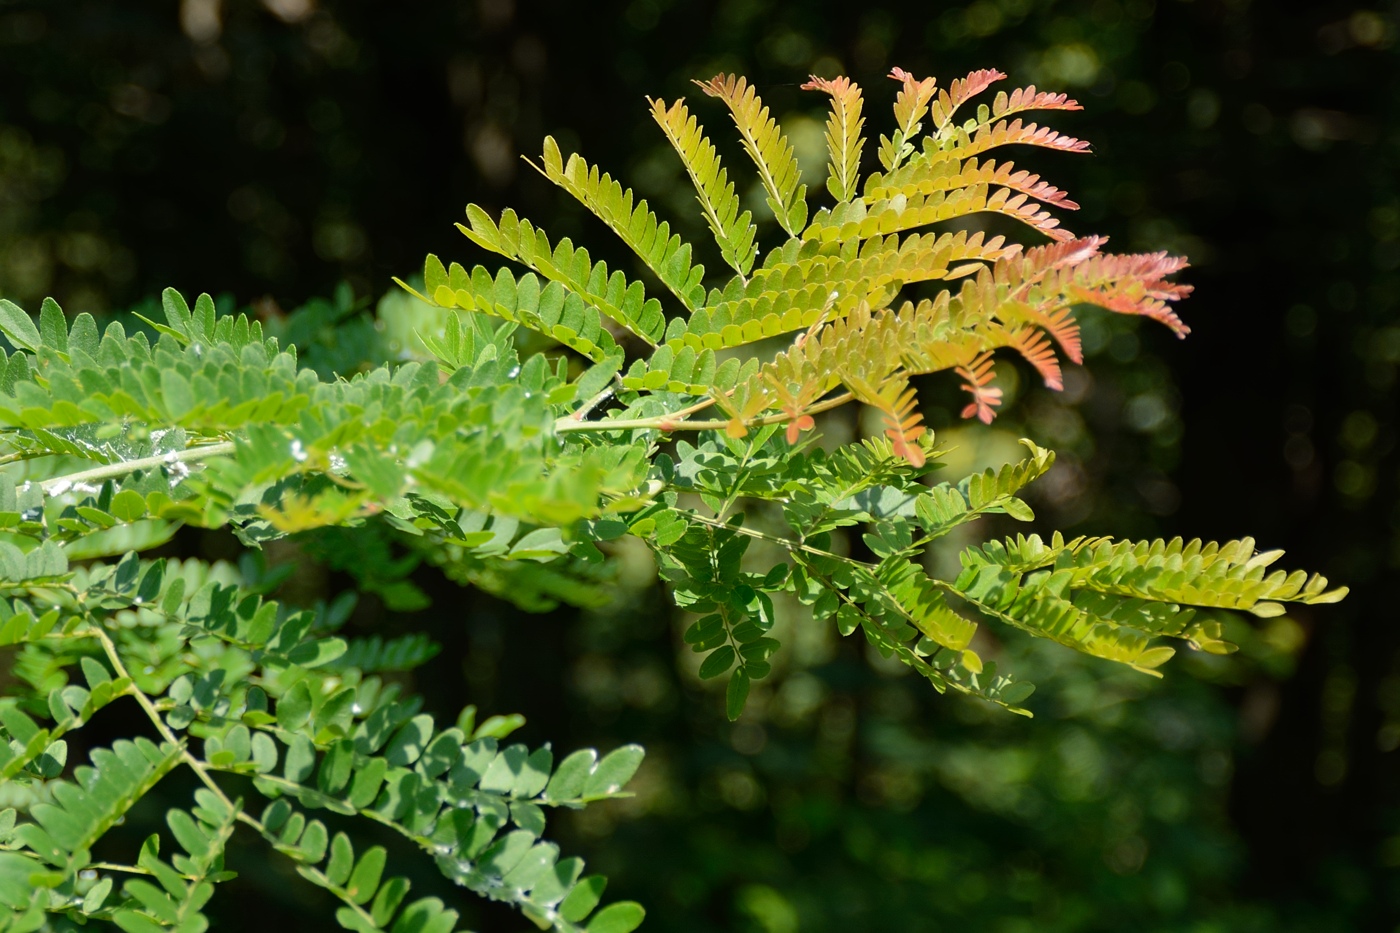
[
  {"x1": 93, "y1": 624, "x2": 382, "y2": 929},
  {"x1": 686, "y1": 512, "x2": 864, "y2": 568},
  {"x1": 40, "y1": 441, "x2": 236, "y2": 495},
  {"x1": 566, "y1": 385, "x2": 616, "y2": 421},
  {"x1": 90, "y1": 626, "x2": 240, "y2": 813},
  {"x1": 556, "y1": 392, "x2": 853, "y2": 434},
  {"x1": 88, "y1": 861, "x2": 201, "y2": 881}
]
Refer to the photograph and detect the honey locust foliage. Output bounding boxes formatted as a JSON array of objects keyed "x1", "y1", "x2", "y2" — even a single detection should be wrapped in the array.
[
  {"x1": 402, "y1": 64, "x2": 1342, "y2": 711},
  {"x1": 0, "y1": 67, "x2": 1344, "y2": 931}
]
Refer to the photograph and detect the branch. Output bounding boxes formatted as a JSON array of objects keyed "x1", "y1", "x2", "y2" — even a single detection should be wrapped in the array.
[
  {"x1": 41, "y1": 441, "x2": 235, "y2": 495},
  {"x1": 92, "y1": 622, "x2": 382, "y2": 929},
  {"x1": 556, "y1": 392, "x2": 853, "y2": 434},
  {"x1": 686, "y1": 512, "x2": 864, "y2": 568},
  {"x1": 90, "y1": 625, "x2": 237, "y2": 811},
  {"x1": 686, "y1": 515, "x2": 969, "y2": 673},
  {"x1": 88, "y1": 861, "x2": 201, "y2": 881},
  {"x1": 567, "y1": 385, "x2": 617, "y2": 421}
]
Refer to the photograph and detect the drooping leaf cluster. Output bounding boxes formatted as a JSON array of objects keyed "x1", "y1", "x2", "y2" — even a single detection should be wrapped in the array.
[
  {"x1": 641, "y1": 432, "x2": 1341, "y2": 715},
  {"x1": 0, "y1": 539, "x2": 648, "y2": 932},
  {"x1": 0, "y1": 67, "x2": 1344, "y2": 932}
]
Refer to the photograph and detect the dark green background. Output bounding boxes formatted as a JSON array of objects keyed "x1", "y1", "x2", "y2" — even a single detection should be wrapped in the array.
[{"x1": 2, "y1": 0, "x2": 1396, "y2": 929}]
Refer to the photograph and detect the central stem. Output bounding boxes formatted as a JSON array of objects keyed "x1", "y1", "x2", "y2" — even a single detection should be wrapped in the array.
[{"x1": 41, "y1": 441, "x2": 236, "y2": 494}]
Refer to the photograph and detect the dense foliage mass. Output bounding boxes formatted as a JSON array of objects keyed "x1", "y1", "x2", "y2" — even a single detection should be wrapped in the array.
[{"x1": 0, "y1": 66, "x2": 1345, "y2": 931}]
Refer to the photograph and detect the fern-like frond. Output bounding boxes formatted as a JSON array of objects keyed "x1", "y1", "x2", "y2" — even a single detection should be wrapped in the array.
[
  {"x1": 1061, "y1": 250, "x2": 1193, "y2": 335},
  {"x1": 869, "y1": 229, "x2": 1022, "y2": 281},
  {"x1": 695, "y1": 74, "x2": 809, "y2": 235},
  {"x1": 802, "y1": 75, "x2": 866, "y2": 203},
  {"x1": 101, "y1": 792, "x2": 238, "y2": 933},
  {"x1": 962, "y1": 574, "x2": 1175, "y2": 674},
  {"x1": 1020, "y1": 303, "x2": 1081, "y2": 363},
  {"x1": 673, "y1": 229, "x2": 1016, "y2": 351},
  {"x1": 991, "y1": 237, "x2": 1193, "y2": 337},
  {"x1": 844, "y1": 373, "x2": 926, "y2": 468},
  {"x1": 808, "y1": 179, "x2": 1074, "y2": 244},
  {"x1": 982, "y1": 84, "x2": 1083, "y2": 124},
  {"x1": 408, "y1": 252, "x2": 626, "y2": 359},
  {"x1": 673, "y1": 270, "x2": 850, "y2": 351},
  {"x1": 914, "y1": 440, "x2": 1053, "y2": 539},
  {"x1": 532, "y1": 137, "x2": 707, "y2": 313},
  {"x1": 956, "y1": 352, "x2": 1002, "y2": 424},
  {"x1": 929, "y1": 68, "x2": 1008, "y2": 133},
  {"x1": 933, "y1": 75, "x2": 1084, "y2": 145},
  {"x1": 788, "y1": 545, "x2": 1035, "y2": 714},
  {"x1": 1059, "y1": 535, "x2": 1346, "y2": 609},
  {"x1": 331, "y1": 633, "x2": 441, "y2": 674},
  {"x1": 621, "y1": 344, "x2": 759, "y2": 396},
  {"x1": 981, "y1": 235, "x2": 1104, "y2": 297},
  {"x1": 1005, "y1": 326, "x2": 1063, "y2": 390},
  {"x1": 874, "y1": 558, "x2": 979, "y2": 656},
  {"x1": 242, "y1": 712, "x2": 646, "y2": 932},
  {"x1": 649, "y1": 96, "x2": 759, "y2": 277},
  {"x1": 21, "y1": 738, "x2": 182, "y2": 860},
  {"x1": 456, "y1": 205, "x2": 678, "y2": 345},
  {"x1": 727, "y1": 297, "x2": 971, "y2": 441},
  {"x1": 722, "y1": 228, "x2": 1189, "y2": 446},
  {"x1": 880, "y1": 67, "x2": 938, "y2": 172},
  {"x1": 943, "y1": 117, "x2": 1091, "y2": 161},
  {"x1": 866, "y1": 155, "x2": 1079, "y2": 213},
  {"x1": 952, "y1": 532, "x2": 1347, "y2": 675}
]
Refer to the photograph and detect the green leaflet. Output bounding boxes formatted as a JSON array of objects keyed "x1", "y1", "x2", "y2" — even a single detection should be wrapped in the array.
[{"x1": 0, "y1": 299, "x2": 43, "y2": 354}]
